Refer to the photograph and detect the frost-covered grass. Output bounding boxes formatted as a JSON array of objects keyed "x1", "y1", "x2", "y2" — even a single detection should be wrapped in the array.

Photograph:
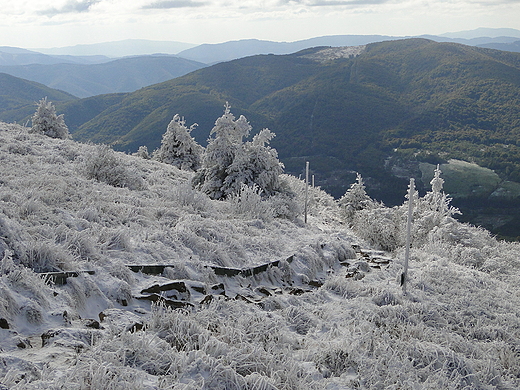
[{"x1": 1, "y1": 122, "x2": 520, "y2": 389}]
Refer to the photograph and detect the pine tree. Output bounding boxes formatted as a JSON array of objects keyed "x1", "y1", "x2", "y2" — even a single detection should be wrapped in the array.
[
  {"x1": 193, "y1": 103, "x2": 284, "y2": 199},
  {"x1": 153, "y1": 115, "x2": 203, "y2": 171},
  {"x1": 30, "y1": 97, "x2": 70, "y2": 139},
  {"x1": 408, "y1": 165, "x2": 460, "y2": 246},
  {"x1": 224, "y1": 128, "x2": 283, "y2": 196},
  {"x1": 338, "y1": 173, "x2": 376, "y2": 223}
]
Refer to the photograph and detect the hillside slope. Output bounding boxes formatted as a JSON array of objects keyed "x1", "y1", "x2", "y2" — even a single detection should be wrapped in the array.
[
  {"x1": 2, "y1": 122, "x2": 520, "y2": 389},
  {"x1": 0, "y1": 73, "x2": 77, "y2": 123},
  {"x1": 66, "y1": 40, "x2": 520, "y2": 214},
  {"x1": 0, "y1": 56, "x2": 206, "y2": 98}
]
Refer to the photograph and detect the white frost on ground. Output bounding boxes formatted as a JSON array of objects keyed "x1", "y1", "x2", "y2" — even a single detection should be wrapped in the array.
[{"x1": 0, "y1": 122, "x2": 520, "y2": 389}]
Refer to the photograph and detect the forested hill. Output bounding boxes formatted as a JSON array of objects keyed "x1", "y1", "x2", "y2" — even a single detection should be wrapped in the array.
[
  {"x1": 0, "y1": 73, "x2": 76, "y2": 121},
  {"x1": 51, "y1": 39, "x2": 520, "y2": 237}
]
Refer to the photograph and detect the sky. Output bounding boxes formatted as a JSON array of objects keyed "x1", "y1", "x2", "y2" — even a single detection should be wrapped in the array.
[{"x1": 1, "y1": 0, "x2": 520, "y2": 49}]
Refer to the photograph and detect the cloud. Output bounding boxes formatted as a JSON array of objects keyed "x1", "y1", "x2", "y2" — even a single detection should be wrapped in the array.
[
  {"x1": 142, "y1": 0, "x2": 207, "y2": 9},
  {"x1": 312, "y1": 0, "x2": 390, "y2": 5},
  {"x1": 39, "y1": 0, "x2": 100, "y2": 16},
  {"x1": 277, "y1": 0, "x2": 390, "y2": 6}
]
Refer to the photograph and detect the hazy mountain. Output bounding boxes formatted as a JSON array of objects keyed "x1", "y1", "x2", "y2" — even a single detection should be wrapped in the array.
[
  {"x1": 477, "y1": 41, "x2": 520, "y2": 53},
  {"x1": 0, "y1": 72, "x2": 76, "y2": 123},
  {"x1": 0, "y1": 55, "x2": 206, "y2": 98},
  {"x1": 0, "y1": 46, "x2": 110, "y2": 66},
  {"x1": 34, "y1": 39, "x2": 197, "y2": 57},
  {"x1": 176, "y1": 35, "x2": 398, "y2": 64},
  {"x1": 176, "y1": 30, "x2": 520, "y2": 64},
  {"x1": 440, "y1": 27, "x2": 520, "y2": 39}
]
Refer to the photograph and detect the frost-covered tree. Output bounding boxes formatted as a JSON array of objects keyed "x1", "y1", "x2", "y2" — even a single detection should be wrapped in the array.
[
  {"x1": 338, "y1": 173, "x2": 376, "y2": 223},
  {"x1": 153, "y1": 115, "x2": 203, "y2": 171},
  {"x1": 30, "y1": 97, "x2": 70, "y2": 139},
  {"x1": 409, "y1": 165, "x2": 461, "y2": 246},
  {"x1": 193, "y1": 103, "x2": 284, "y2": 200},
  {"x1": 224, "y1": 128, "x2": 283, "y2": 196},
  {"x1": 133, "y1": 146, "x2": 150, "y2": 160}
]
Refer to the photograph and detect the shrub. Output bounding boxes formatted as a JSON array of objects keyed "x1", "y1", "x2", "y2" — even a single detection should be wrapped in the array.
[
  {"x1": 83, "y1": 145, "x2": 144, "y2": 190},
  {"x1": 30, "y1": 97, "x2": 70, "y2": 139},
  {"x1": 229, "y1": 184, "x2": 273, "y2": 221}
]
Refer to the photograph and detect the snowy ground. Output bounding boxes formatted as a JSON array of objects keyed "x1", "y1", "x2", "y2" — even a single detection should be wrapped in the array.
[{"x1": 1, "y1": 122, "x2": 520, "y2": 389}]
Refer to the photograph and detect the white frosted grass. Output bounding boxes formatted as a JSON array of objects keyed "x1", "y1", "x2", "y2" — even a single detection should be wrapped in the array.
[{"x1": 1, "y1": 123, "x2": 520, "y2": 389}]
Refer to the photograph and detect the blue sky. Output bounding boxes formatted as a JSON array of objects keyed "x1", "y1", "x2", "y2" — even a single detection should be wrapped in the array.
[{"x1": 1, "y1": 0, "x2": 520, "y2": 48}]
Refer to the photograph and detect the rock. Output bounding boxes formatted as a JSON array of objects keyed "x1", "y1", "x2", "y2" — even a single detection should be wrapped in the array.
[
  {"x1": 211, "y1": 283, "x2": 225, "y2": 295},
  {"x1": 16, "y1": 338, "x2": 32, "y2": 349},
  {"x1": 0, "y1": 318, "x2": 9, "y2": 329},
  {"x1": 308, "y1": 280, "x2": 324, "y2": 288},
  {"x1": 234, "y1": 294, "x2": 254, "y2": 303},
  {"x1": 127, "y1": 322, "x2": 144, "y2": 333},
  {"x1": 41, "y1": 328, "x2": 101, "y2": 348},
  {"x1": 256, "y1": 287, "x2": 272, "y2": 296},
  {"x1": 288, "y1": 288, "x2": 307, "y2": 295},
  {"x1": 82, "y1": 319, "x2": 102, "y2": 329},
  {"x1": 200, "y1": 295, "x2": 213, "y2": 304},
  {"x1": 141, "y1": 281, "x2": 188, "y2": 294}
]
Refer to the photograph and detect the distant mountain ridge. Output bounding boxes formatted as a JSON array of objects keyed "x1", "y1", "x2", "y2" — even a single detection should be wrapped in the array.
[
  {"x1": 0, "y1": 46, "x2": 110, "y2": 66},
  {"x1": 0, "y1": 28, "x2": 518, "y2": 100},
  {"x1": 440, "y1": 27, "x2": 520, "y2": 39},
  {"x1": 33, "y1": 39, "x2": 198, "y2": 58},
  {"x1": 0, "y1": 56, "x2": 206, "y2": 98}
]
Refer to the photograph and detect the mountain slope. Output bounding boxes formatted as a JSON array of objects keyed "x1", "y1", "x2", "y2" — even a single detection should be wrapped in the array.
[
  {"x1": 2, "y1": 122, "x2": 520, "y2": 388},
  {"x1": 0, "y1": 56, "x2": 206, "y2": 98},
  {"x1": 64, "y1": 39, "x2": 520, "y2": 237},
  {"x1": 176, "y1": 35, "x2": 396, "y2": 64},
  {"x1": 71, "y1": 39, "x2": 520, "y2": 180},
  {"x1": 0, "y1": 73, "x2": 77, "y2": 123}
]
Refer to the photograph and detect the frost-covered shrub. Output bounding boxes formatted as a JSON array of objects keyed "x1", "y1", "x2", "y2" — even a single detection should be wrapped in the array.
[
  {"x1": 132, "y1": 145, "x2": 150, "y2": 159},
  {"x1": 352, "y1": 206, "x2": 402, "y2": 251},
  {"x1": 21, "y1": 240, "x2": 72, "y2": 272},
  {"x1": 315, "y1": 347, "x2": 356, "y2": 378},
  {"x1": 406, "y1": 165, "x2": 462, "y2": 247},
  {"x1": 193, "y1": 104, "x2": 250, "y2": 199},
  {"x1": 281, "y1": 174, "x2": 337, "y2": 220},
  {"x1": 224, "y1": 128, "x2": 283, "y2": 197},
  {"x1": 171, "y1": 183, "x2": 212, "y2": 212},
  {"x1": 29, "y1": 97, "x2": 70, "y2": 139},
  {"x1": 229, "y1": 184, "x2": 273, "y2": 221},
  {"x1": 153, "y1": 114, "x2": 203, "y2": 171},
  {"x1": 83, "y1": 144, "x2": 144, "y2": 190},
  {"x1": 148, "y1": 304, "x2": 209, "y2": 352},
  {"x1": 98, "y1": 228, "x2": 131, "y2": 251}
]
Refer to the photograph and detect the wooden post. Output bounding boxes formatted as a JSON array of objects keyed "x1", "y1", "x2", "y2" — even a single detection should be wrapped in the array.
[
  {"x1": 402, "y1": 178, "x2": 415, "y2": 294},
  {"x1": 304, "y1": 161, "x2": 309, "y2": 224}
]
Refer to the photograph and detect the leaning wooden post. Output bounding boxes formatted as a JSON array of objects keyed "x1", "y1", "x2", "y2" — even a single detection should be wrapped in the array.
[
  {"x1": 304, "y1": 161, "x2": 309, "y2": 224},
  {"x1": 402, "y1": 178, "x2": 415, "y2": 294}
]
